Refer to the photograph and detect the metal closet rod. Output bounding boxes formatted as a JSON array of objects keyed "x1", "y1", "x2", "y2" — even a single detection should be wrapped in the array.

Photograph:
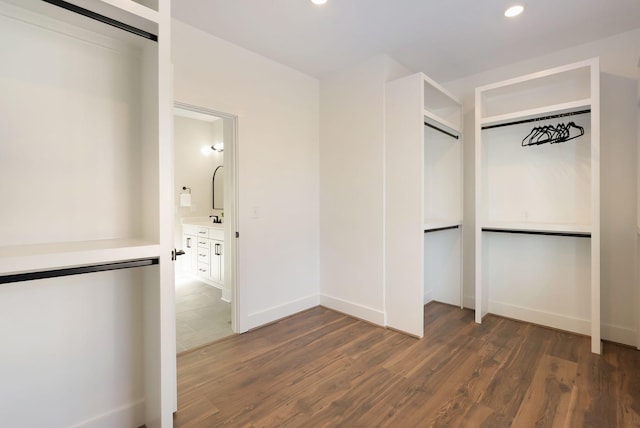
[
  {"x1": 41, "y1": 0, "x2": 158, "y2": 42},
  {"x1": 0, "y1": 258, "x2": 159, "y2": 285},
  {"x1": 482, "y1": 228, "x2": 591, "y2": 238},
  {"x1": 424, "y1": 225, "x2": 460, "y2": 234},
  {"x1": 424, "y1": 122, "x2": 459, "y2": 140},
  {"x1": 481, "y1": 109, "x2": 591, "y2": 130}
]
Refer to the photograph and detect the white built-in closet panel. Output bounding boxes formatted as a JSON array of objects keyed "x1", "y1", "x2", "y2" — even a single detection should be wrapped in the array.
[
  {"x1": 0, "y1": 2, "x2": 153, "y2": 247},
  {"x1": 483, "y1": 233, "x2": 591, "y2": 334},
  {"x1": 480, "y1": 66, "x2": 591, "y2": 119},
  {"x1": 424, "y1": 126, "x2": 461, "y2": 223},
  {"x1": 481, "y1": 116, "x2": 591, "y2": 226},
  {"x1": 424, "y1": 228, "x2": 461, "y2": 306}
]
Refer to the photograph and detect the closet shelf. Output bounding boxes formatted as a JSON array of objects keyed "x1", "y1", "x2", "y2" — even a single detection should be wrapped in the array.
[
  {"x1": 423, "y1": 110, "x2": 461, "y2": 136},
  {"x1": 98, "y1": 0, "x2": 160, "y2": 23},
  {"x1": 424, "y1": 220, "x2": 462, "y2": 232},
  {"x1": 0, "y1": 239, "x2": 161, "y2": 276},
  {"x1": 481, "y1": 221, "x2": 591, "y2": 236},
  {"x1": 480, "y1": 99, "x2": 591, "y2": 129}
]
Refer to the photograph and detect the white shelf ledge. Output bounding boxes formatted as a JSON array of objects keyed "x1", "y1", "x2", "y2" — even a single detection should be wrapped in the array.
[
  {"x1": 0, "y1": 239, "x2": 161, "y2": 276},
  {"x1": 424, "y1": 220, "x2": 463, "y2": 232},
  {"x1": 481, "y1": 221, "x2": 591, "y2": 236},
  {"x1": 480, "y1": 99, "x2": 591, "y2": 129},
  {"x1": 96, "y1": 0, "x2": 160, "y2": 23},
  {"x1": 423, "y1": 110, "x2": 461, "y2": 136}
]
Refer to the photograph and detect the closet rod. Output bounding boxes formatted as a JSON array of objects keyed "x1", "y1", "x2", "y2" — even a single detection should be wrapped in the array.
[
  {"x1": 41, "y1": 0, "x2": 158, "y2": 42},
  {"x1": 424, "y1": 225, "x2": 460, "y2": 234},
  {"x1": 482, "y1": 228, "x2": 590, "y2": 238},
  {"x1": 481, "y1": 109, "x2": 590, "y2": 130},
  {"x1": 0, "y1": 258, "x2": 159, "y2": 285},
  {"x1": 424, "y1": 122, "x2": 459, "y2": 140}
]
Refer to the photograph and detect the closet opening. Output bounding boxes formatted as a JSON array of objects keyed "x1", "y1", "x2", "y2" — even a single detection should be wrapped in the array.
[{"x1": 173, "y1": 103, "x2": 238, "y2": 353}]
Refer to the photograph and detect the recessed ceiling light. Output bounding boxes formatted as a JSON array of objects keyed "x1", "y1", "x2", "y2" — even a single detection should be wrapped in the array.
[
  {"x1": 311, "y1": 0, "x2": 327, "y2": 5},
  {"x1": 505, "y1": 5, "x2": 524, "y2": 17}
]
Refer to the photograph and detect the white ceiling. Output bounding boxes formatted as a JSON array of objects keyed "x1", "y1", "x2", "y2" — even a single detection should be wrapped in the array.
[{"x1": 172, "y1": 0, "x2": 640, "y2": 82}]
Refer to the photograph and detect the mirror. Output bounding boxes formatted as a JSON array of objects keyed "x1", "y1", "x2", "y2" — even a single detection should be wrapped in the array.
[{"x1": 212, "y1": 165, "x2": 224, "y2": 209}]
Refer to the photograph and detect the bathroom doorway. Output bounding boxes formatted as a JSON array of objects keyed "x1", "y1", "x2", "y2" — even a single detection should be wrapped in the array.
[{"x1": 173, "y1": 102, "x2": 238, "y2": 352}]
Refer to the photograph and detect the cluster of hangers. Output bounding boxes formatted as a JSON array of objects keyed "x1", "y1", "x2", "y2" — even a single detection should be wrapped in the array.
[{"x1": 521, "y1": 121, "x2": 584, "y2": 147}]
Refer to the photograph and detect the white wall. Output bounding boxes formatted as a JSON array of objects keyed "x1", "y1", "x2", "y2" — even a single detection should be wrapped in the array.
[
  {"x1": 445, "y1": 28, "x2": 640, "y2": 346},
  {"x1": 172, "y1": 20, "x2": 320, "y2": 331},
  {"x1": 173, "y1": 115, "x2": 223, "y2": 247},
  {"x1": 319, "y1": 55, "x2": 412, "y2": 325}
]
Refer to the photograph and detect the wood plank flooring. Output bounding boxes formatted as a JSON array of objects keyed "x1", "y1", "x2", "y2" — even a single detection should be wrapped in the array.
[{"x1": 174, "y1": 303, "x2": 640, "y2": 427}]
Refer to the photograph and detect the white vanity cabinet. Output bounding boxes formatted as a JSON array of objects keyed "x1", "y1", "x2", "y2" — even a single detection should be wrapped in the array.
[
  {"x1": 207, "y1": 228, "x2": 224, "y2": 285},
  {"x1": 182, "y1": 224, "x2": 224, "y2": 287}
]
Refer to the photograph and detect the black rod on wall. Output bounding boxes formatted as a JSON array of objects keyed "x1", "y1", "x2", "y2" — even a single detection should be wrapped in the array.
[
  {"x1": 482, "y1": 228, "x2": 591, "y2": 238},
  {"x1": 424, "y1": 122, "x2": 459, "y2": 140},
  {"x1": 481, "y1": 109, "x2": 590, "y2": 130},
  {"x1": 0, "y1": 258, "x2": 159, "y2": 285},
  {"x1": 41, "y1": 0, "x2": 158, "y2": 42},
  {"x1": 424, "y1": 225, "x2": 460, "y2": 234}
]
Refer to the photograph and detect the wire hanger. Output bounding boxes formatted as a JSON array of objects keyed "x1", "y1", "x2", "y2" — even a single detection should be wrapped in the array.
[{"x1": 522, "y1": 121, "x2": 584, "y2": 147}]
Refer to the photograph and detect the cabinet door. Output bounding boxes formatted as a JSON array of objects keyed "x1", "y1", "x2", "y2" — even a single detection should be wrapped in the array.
[
  {"x1": 210, "y1": 240, "x2": 223, "y2": 283},
  {"x1": 182, "y1": 234, "x2": 197, "y2": 274}
]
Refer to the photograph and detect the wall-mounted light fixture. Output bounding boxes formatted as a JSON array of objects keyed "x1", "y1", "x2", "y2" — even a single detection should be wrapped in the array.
[{"x1": 212, "y1": 142, "x2": 224, "y2": 152}]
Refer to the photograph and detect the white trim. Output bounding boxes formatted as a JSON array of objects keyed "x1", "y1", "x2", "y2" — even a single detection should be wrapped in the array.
[
  {"x1": 423, "y1": 109, "x2": 461, "y2": 135},
  {"x1": 96, "y1": 0, "x2": 159, "y2": 23},
  {"x1": 71, "y1": 399, "x2": 144, "y2": 428},
  {"x1": 475, "y1": 58, "x2": 598, "y2": 92},
  {"x1": 463, "y1": 295, "x2": 476, "y2": 310},
  {"x1": 488, "y1": 300, "x2": 590, "y2": 336},
  {"x1": 601, "y1": 323, "x2": 637, "y2": 348},
  {"x1": 423, "y1": 220, "x2": 463, "y2": 231},
  {"x1": 247, "y1": 295, "x2": 320, "y2": 330},
  {"x1": 423, "y1": 289, "x2": 433, "y2": 305},
  {"x1": 480, "y1": 99, "x2": 591, "y2": 128},
  {"x1": 172, "y1": 102, "x2": 240, "y2": 334},
  {"x1": 421, "y1": 73, "x2": 461, "y2": 105},
  {"x1": 480, "y1": 222, "x2": 591, "y2": 235},
  {"x1": 321, "y1": 294, "x2": 385, "y2": 326}
]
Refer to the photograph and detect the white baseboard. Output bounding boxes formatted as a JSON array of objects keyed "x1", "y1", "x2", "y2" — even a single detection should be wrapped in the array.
[
  {"x1": 602, "y1": 322, "x2": 637, "y2": 347},
  {"x1": 423, "y1": 289, "x2": 433, "y2": 305},
  {"x1": 489, "y1": 300, "x2": 590, "y2": 335},
  {"x1": 463, "y1": 295, "x2": 475, "y2": 310},
  {"x1": 71, "y1": 399, "x2": 144, "y2": 428},
  {"x1": 320, "y1": 294, "x2": 385, "y2": 326},
  {"x1": 246, "y1": 294, "x2": 320, "y2": 330},
  {"x1": 221, "y1": 288, "x2": 232, "y2": 303}
]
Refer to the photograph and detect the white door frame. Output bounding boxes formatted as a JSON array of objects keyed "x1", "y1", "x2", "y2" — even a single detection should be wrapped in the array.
[{"x1": 173, "y1": 101, "x2": 240, "y2": 333}]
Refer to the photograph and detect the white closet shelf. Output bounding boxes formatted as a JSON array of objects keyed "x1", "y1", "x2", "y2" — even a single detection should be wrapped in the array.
[
  {"x1": 424, "y1": 220, "x2": 462, "y2": 231},
  {"x1": 480, "y1": 99, "x2": 591, "y2": 129},
  {"x1": 481, "y1": 221, "x2": 591, "y2": 236},
  {"x1": 0, "y1": 239, "x2": 160, "y2": 276},
  {"x1": 423, "y1": 110, "x2": 461, "y2": 136},
  {"x1": 98, "y1": 0, "x2": 160, "y2": 22}
]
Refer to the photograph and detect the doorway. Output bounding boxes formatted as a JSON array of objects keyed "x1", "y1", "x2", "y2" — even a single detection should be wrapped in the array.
[{"x1": 173, "y1": 102, "x2": 238, "y2": 352}]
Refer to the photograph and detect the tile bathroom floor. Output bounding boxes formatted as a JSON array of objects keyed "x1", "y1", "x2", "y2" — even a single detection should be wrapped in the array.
[{"x1": 175, "y1": 275, "x2": 233, "y2": 353}]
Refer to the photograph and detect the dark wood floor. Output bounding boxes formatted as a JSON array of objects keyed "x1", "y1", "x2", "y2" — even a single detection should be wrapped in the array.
[{"x1": 174, "y1": 303, "x2": 640, "y2": 427}]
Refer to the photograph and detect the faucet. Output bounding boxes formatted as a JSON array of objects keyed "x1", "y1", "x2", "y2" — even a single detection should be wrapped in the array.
[{"x1": 209, "y1": 215, "x2": 221, "y2": 224}]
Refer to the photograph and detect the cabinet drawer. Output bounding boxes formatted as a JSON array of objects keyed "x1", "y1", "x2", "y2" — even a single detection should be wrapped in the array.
[
  {"x1": 183, "y1": 224, "x2": 198, "y2": 236},
  {"x1": 196, "y1": 262, "x2": 210, "y2": 277},
  {"x1": 196, "y1": 227, "x2": 209, "y2": 237},
  {"x1": 197, "y1": 238, "x2": 209, "y2": 248},
  {"x1": 196, "y1": 247, "x2": 210, "y2": 263},
  {"x1": 208, "y1": 228, "x2": 224, "y2": 240}
]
